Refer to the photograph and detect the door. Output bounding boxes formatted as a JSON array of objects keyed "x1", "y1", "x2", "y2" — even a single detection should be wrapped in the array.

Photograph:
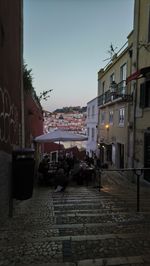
[
  {"x1": 144, "y1": 132, "x2": 150, "y2": 181},
  {"x1": 118, "y1": 143, "x2": 124, "y2": 169},
  {"x1": 100, "y1": 144, "x2": 104, "y2": 165}
]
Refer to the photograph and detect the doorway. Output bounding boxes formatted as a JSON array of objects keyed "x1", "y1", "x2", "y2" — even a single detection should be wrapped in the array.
[
  {"x1": 118, "y1": 143, "x2": 124, "y2": 169},
  {"x1": 144, "y1": 132, "x2": 150, "y2": 181}
]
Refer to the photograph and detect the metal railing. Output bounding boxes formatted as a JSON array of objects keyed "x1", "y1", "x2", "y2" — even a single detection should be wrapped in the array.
[
  {"x1": 98, "y1": 80, "x2": 129, "y2": 107},
  {"x1": 97, "y1": 167, "x2": 150, "y2": 212}
]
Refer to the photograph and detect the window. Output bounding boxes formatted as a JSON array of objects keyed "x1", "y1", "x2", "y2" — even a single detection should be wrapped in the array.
[
  {"x1": 106, "y1": 145, "x2": 112, "y2": 162},
  {"x1": 112, "y1": 144, "x2": 116, "y2": 165},
  {"x1": 87, "y1": 127, "x2": 89, "y2": 136},
  {"x1": 98, "y1": 80, "x2": 101, "y2": 95},
  {"x1": 119, "y1": 108, "x2": 125, "y2": 126},
  {"x1": 91, "y1": 128, "x2": 95, "y2": 141},
  {"x1": 102, "y1": 81, "x2": 105, "y2": 94},
  {"x1": 101, "y1": 111, "x2": 105, "y2": 125},
  {"x1": 140, "y1": 81, "x2": 150, "y2": 108},
  {"x1": 110, "y1": 73, "x2": 115, "y2": 83},
  {"x1": 120, "y1": 63, "x2": 127, "y2": 81},
  {"x1": 109, "y1": 111, "x2": 113, "y2": 124},
  {"x1": 92, "y1": 105, "x2": 95, "y2": 118},
  {"x1": 119, "y1": 64, "x2": 127, "y2": 95},
  {"x1": 87, "y1": 107, "x2": 90, "y2": 118}
]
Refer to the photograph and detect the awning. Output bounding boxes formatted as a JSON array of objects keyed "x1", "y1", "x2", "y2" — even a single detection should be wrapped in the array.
[
  {"x1": 126, "y1": 70, "x2": 141, "y2": 84},
  {"x1": 126, "y1": 67, "x2": 150, "y2": 84},
  {"x1": 140, "y1": 66, "x2": 150, "y2": 76}
]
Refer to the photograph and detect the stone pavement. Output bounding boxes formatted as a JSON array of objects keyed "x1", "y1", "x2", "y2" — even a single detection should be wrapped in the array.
[{"x1": 0, "y1": 176, "x2": 150, "y2": 266}]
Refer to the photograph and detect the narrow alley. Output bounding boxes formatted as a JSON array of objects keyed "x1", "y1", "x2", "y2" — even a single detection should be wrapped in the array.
[{"x1": 0, "y1": 178, "x2": 150, "y2": 266}]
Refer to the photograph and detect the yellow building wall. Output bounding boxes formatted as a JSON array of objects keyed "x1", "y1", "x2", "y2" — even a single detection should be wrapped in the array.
[
  {"x1": 98, "y1": 47, "x2": 131, "y2": 168},
  {"x1": 130, "y1": 0, "x2": 150, "y2": 168}
]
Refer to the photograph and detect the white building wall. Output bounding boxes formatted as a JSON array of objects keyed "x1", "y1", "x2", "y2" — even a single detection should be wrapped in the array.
[{"x1": 86, "y1": 97, "x2": 98, "y2": 157}]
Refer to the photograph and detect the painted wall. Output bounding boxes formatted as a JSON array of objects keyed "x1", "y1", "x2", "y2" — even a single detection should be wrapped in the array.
[
  {"x1": 97, "y1": 47, "x2": 130, "y2": 168},
  {"x1": 24, "y1": 92, "x2": 43, "y2": 147},
  {"x1": 86, "y1": 97, "x2": 98, "y2": 157},
  {"x1": 129, "y1": 0, "x2": 150, "y2": 169},
  {"x1": 0, "y1": 0, "x2": 22, "y2": 223}
]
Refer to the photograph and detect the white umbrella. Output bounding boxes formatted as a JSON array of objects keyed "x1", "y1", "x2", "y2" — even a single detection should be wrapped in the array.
[{"x1": 34, "y1": 129, "x2": 88, "y2": 143}]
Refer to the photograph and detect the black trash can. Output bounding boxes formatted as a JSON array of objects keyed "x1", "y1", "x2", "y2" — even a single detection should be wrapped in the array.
[{"x1": 12, "y1": 148, "x2": 35, "y2": 200}]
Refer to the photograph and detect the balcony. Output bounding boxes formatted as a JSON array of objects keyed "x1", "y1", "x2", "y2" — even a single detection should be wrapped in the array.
[{"x1": 98, "y1": 80, "x2": 133, "y2": 107}]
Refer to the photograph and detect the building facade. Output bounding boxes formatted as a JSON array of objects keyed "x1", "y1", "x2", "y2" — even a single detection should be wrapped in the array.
[
  {"x1": 97, "y1": 40, "x2": 133, "y2": 168},
  {"x1": 97, "y1": 0, "x2": 150, "y2": 182},
  {"x1": 24, "y1": 91, "x2": 43, "y2": 147},
  {"x1": 0, "y1": 0, "x2": 23, "y2": 223},
  {"x1": 86, "y1": 97, "x2": 98, "y2": 157},
  {"x1": 127, "y1": 0, "x2": 150, "y2": 180}
]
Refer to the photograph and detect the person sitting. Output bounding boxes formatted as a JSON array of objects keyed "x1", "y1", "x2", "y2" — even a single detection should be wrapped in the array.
[
  {"x1": 70, "y1": 159, "x2": 82, "y2": 185},
  {"x1": 38, "y1": 156, "x2": 49, "y2": 185},
  {"x1": 54, "y1": 166, "x2": 68, "y2": 192}
]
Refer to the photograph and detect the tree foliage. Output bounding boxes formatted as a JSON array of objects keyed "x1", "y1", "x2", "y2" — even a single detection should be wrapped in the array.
[
  {"x1": 23, "y1": 63, "x2": 52, "y2": 104},
  {"x1": 23, "y1": 64, "x2": 33, "y2": 92},
  {"x1": 39, "y1": 89, "x2": 53, "y2": 101}
]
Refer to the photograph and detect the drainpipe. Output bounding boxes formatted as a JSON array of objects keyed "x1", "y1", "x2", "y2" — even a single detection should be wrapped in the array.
[
  {"x1": 132, "y1": 0, "x2": 140, "y2": 169},
  {"x1": 20, "y1": 0, "x2": 25, "y2": 148}
]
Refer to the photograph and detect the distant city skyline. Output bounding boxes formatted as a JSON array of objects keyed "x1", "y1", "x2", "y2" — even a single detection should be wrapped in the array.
[{"x1": 24, "y1": 0, "x2": 134, "y2": 112}]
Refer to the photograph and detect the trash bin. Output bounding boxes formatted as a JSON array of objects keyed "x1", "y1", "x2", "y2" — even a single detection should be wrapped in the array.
[{"x1": 12, "y1": 148, "x2": 35, "y2": 200}]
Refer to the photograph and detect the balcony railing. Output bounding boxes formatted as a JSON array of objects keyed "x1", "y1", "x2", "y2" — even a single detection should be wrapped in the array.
[{"x1": 98, "y1": 80, "x2": 132, "y2": 107}]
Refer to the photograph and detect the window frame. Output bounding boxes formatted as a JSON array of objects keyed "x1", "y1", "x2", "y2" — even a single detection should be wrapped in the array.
[
  {"x1": 109, "y1": 110, "x2": 114, "y2": 125},
  {"x1": 120, "y1": 63, "x2": 127, "y2": 81},
  {"x1": 92, "y1": 105, "x2": 95, "y2": 118},
  {"x1": 118, "y1": 107, "x2": 125, "y2": 127},
  {"x1": 87, "y1": 107, "x2": 90, "y2": 118},
  {"x1": 110, "y1": 72, "x2": 115, "y2": 83},
  {"x1": 87, "y1": 127, "x2": 89, "y2": 137},
  {"x1": 101, "y1": 111, "x2": 105, "y2": 125},
  {"x1": 91, "y1": 127, "x2": 95, "y2": 141}
]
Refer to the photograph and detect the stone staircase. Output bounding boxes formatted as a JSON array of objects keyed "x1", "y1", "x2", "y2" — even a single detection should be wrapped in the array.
[
  {"x1": 51, "y1": 186, "x2": 150, "y2": 265},
  {"x1": 0, "y1": 183, "x2": 150, "y2": 266}
]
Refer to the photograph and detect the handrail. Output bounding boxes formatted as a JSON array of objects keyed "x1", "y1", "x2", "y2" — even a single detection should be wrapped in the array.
[{"x1": 97, "y1": 167, "x2": 150, "y2": 212}]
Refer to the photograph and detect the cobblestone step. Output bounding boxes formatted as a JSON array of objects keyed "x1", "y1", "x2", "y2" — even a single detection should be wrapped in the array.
[
  {"x1": 55, "y1": 212, "x2": 149, "y2": 224},
  {"x1": 61, "y1": 234, "x2": 150, "y2": 262},
  {"x1": 77, "y1": 255, "x2": 150, "y2": 266},
  {"x1": 0, "y1": 233, "x2": 150, "y2": 265},
  {"x1": 58, "y1": 221, "x2": 150, "y2": 236},
  {"x1": 52, "y1": 196, "x2": 150, "y2": 203},
  {"x1": 15, "y1": 264, "x2": 75, "y2": 266},
  {"x1": 8, "y1": 255, "x2": 150, "y2": 266},
  {"x1": 54, "y1": 208, "x2": 132, "y2": 214},
  {"x1": 53, "y1": 203, "x2": 137, "y2": 211},
  {"x1": 1, "y1": 220, "x2": 150, "y2": 240},
  {"x1": 54, "y1": 204, "x2": 150, "y2": 213}
]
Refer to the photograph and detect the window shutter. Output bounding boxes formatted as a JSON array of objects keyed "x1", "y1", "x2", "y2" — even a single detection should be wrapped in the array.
[{"x1": 140, "y1": 83, "x2": 146, "y2": 108}]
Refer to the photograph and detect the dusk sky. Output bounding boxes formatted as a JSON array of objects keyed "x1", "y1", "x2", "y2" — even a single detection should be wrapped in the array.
[{"x1": 24, "y1": 0, "x2": 134, "y2": 112}]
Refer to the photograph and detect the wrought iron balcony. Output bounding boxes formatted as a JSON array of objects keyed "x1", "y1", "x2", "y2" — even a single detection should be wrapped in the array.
[{"x1": 98, "y1": 80, "x2": 132, "y2": 107}]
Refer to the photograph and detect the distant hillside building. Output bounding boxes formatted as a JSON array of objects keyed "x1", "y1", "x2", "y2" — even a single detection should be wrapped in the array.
[{"x1": 43, "y1": 110, "x2": 86, "y2": 134}]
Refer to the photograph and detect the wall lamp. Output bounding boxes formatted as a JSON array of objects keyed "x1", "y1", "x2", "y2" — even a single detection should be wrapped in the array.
[{"x1": 105, "y1": 124, "x2": 109, "y2": 130}]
